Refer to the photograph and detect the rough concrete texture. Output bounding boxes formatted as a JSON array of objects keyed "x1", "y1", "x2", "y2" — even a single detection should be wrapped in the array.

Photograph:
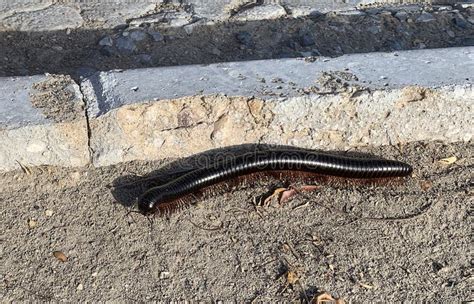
[
  {"x1": 1, "y1": 3, "x2": 472, "y2": 77},
  {"x1": 0, "y1": 74, "x2": 89, "y2": 171},
  {"x1": 1, "y1": 47, "x2": 473, "y2": 171},
  {"x1": 82, "y1": 47, "x2": 474, "y2": 116},
  {"x1": 83, "y1": 47, "x2": 473, "y2": 166},
  {"x1": 0, "y1": 75, "x2": 50, "y2": 129},
  {"x1": 1, "y1": 141, "x2": 472, "y2": 302},
  {"x1": 0, "y1": 74, "x2": 85, "y2": 129},
  {"x1": 1, "y1": 4, "x2": 84, "y2": 31},
  {"x1": 0, "y1": 121, "x2": 90, "y2": 171},
  {"x1": 89, "y1": 85, "x2": 473, "y2": 166},
  {"x1": 1, "y1": 0, "x2": 470, "y2": 31}
]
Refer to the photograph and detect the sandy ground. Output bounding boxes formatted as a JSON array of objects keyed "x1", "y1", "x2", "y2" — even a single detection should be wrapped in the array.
[{"x1": 1, "y1": 141, "x2": 472, "y2": 302}]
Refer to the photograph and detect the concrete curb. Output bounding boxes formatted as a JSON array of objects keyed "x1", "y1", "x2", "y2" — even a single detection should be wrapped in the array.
[
  {"x1": 1, "y1": 47, "x2": 473, "y2": 171},
  {"x1": 0, "y1": 74, "x2": 90, "y2": 171}
]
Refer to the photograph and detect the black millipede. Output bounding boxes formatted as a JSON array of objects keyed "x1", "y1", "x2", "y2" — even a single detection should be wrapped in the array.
[{"x1": 137, "y1": 149, "x2": 413, "y2": 215}]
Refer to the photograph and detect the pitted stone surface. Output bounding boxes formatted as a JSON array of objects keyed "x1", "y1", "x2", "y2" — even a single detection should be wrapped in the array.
[
  {"x1": 0, "y1": 74, "x2": 89, "y2": 171},
  {"x1": 1, "y1": 0, "x2": 469, "y2": 31},
  {"x1": 88, "y1": 85, "x2": 473, "y2": 166},
  {"x1": 0, "y1": 121, "x2": 90, "y2": 171},
  {"x1": 2, "y1": 5, "x2": 84, "y2": 31},
  {"x1": 81, "y1": 47, "x2": 474, "y2": 117},
  {"x1": 1, "y1": 47, "x2": 473, "y2": 171},
  {"x1": 0, "y1": 75, "x2": 49, "y2": 129},
  {"x1": 0, "y1": 74, "x2": 85, "y2": 129}
]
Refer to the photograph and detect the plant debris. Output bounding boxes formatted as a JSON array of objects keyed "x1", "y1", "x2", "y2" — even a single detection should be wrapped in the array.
[
  {"x1": 312, "y1": 292, "x2": 346, "y2": 304},
  {"x1": 53, "y1": 251, "x2": 68, "y2": 262},
  {"x1": 437, "y1": 156, "x2": 457, "y2": 165}
]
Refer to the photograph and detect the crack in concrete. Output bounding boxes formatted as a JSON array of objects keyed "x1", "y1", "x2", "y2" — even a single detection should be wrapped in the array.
[{"x1": 76, "y1": 78, "x2": 94, "y2": 165}]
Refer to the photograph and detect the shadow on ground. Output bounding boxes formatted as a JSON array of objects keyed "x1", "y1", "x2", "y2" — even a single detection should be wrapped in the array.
[{"x1": 1, "y1": 7, "x2": 472, "y2": 78}]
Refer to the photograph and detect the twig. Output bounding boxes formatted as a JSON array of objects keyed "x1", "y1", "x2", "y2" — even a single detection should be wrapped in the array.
[{"x1": 188, "y1": 219, "x2": 223, "y2": 231}]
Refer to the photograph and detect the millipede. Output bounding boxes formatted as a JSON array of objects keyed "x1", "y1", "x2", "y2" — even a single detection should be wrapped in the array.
[{"x1": 137, "y1": 149, "x2": 413, "y2": 216}]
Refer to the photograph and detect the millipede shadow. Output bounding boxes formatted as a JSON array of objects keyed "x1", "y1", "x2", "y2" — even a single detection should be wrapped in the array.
[{"x1": 110, "y1": 144, "x2": 388, "y2": 208}]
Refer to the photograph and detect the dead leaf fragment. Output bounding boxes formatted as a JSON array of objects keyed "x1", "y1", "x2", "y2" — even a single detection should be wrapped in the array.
[
  {"x1": 53, "y1": 251, "x2": 68, "y2": 262},
  {"x1": 312, "y1": 292, "x2": 346, "y2": 304},
  {"x1": 263, "y1": 187, "x2": 287, "y2": 205},
  {"x1": 280, "y1": 188, "x2": 297, "y2": 204},
  {"x1": 286, "y1": 270, "x2": 299, "y2": 285},
  {"x1": 437, "y1": 156, "x2": 457, "y2": 165},
  {"x1": 359, "y1": 282, "x2": 374, "y2": 289},
  {"x1": 299, "y1": 185, "x2": 321, "y2": 191},
  {"x1": 263, "y1": 185, "x2": 321, "y2": 205}
]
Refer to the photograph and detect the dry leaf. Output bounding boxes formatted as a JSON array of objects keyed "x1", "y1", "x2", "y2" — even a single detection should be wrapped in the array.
[
  {"x1": 263, "y1": 187, "x2": 287, "y2": 205},
  {"x1": 299, "y1": 185, "x2": 321, "y2": 191},
  {"x1": 419, "y1": 180, "x2": 433, "y2": 191},
  {"x1": 312, "y1": 292, "x2": 345, "y2": 304},
  {"x1": 53, "y1": 251, "x2": 68, "y2": 262},
  {"x1": 438, "y1": 156, "x2": 457, "y2": 165},
  {"x1": 280, "y1": 189, "x2": 297, "y2": 204},
  {"x1": 286, "y1": 270, "x2": 299, "y2": 285}
]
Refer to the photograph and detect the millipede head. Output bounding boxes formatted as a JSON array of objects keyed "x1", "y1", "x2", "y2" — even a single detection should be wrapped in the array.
[{"x1": 137, "y1": 190, "x2": 161, "y2": 215}]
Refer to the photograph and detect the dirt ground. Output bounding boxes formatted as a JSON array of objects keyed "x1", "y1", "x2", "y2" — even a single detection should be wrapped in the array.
[
  {"x1": 1, "y1": 6, "x2": 472, "y2": 77},
  {"x1": 1, "y1": 141, "x2": 472, "y2": 302}
]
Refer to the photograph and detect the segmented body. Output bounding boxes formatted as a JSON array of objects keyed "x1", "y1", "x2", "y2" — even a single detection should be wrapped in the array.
[{"x1": 138, "y1": 149, "x2": 413, "y2": 215}]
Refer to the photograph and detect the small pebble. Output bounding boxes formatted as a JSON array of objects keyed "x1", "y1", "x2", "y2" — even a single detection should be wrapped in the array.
[
  {"x1": 160, "y1": 271, "x2": 170, "y2": 279},
  {"x1": 129, "y1": 30, "x2": 148, "y2": 42},
  {"x1": 380, "y1": 75, "x2": 387, "y2": 80},
  {"x1": 98, "y1": 36, "x2": 113, "y2": 47},
  {"x1": 131, "y1": 86, "x2": 139, "y2": 92},
  {"x1": 28, "y1": 219, "x2": 37, "y2": 229},
  {"x1": 416, "y1": 12, "x2": 435, "y2": 23},
  {"x1": 115, "y1": 36, "x2": 136, "y2": 54},
  {"x1": 150, "y1": 32, "x2": 164, "y2": 42},
  {"x1": 53, "y1": 251, "x2": 68, "y2": 262},
  {"x1": 45, "y1": 210, "x2": 53, "y2": 217},
  {"x1": 77, "y1": 284, "x2": 84, "y2": 291},
  {"x1": 395, "y1": 11, "x2": 408, "y2": 22}
]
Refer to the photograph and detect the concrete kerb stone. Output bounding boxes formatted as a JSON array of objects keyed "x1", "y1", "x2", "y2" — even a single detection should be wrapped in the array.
[
  {"x1": 82, "y1": 47, "x2": 474, "y2": 167},
  {"x1": 0, "y1": 74, "x2": 90, "y2": 171},
  {"x1": 0, "y1": 47, "x2": 473, "y2": 171}
]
